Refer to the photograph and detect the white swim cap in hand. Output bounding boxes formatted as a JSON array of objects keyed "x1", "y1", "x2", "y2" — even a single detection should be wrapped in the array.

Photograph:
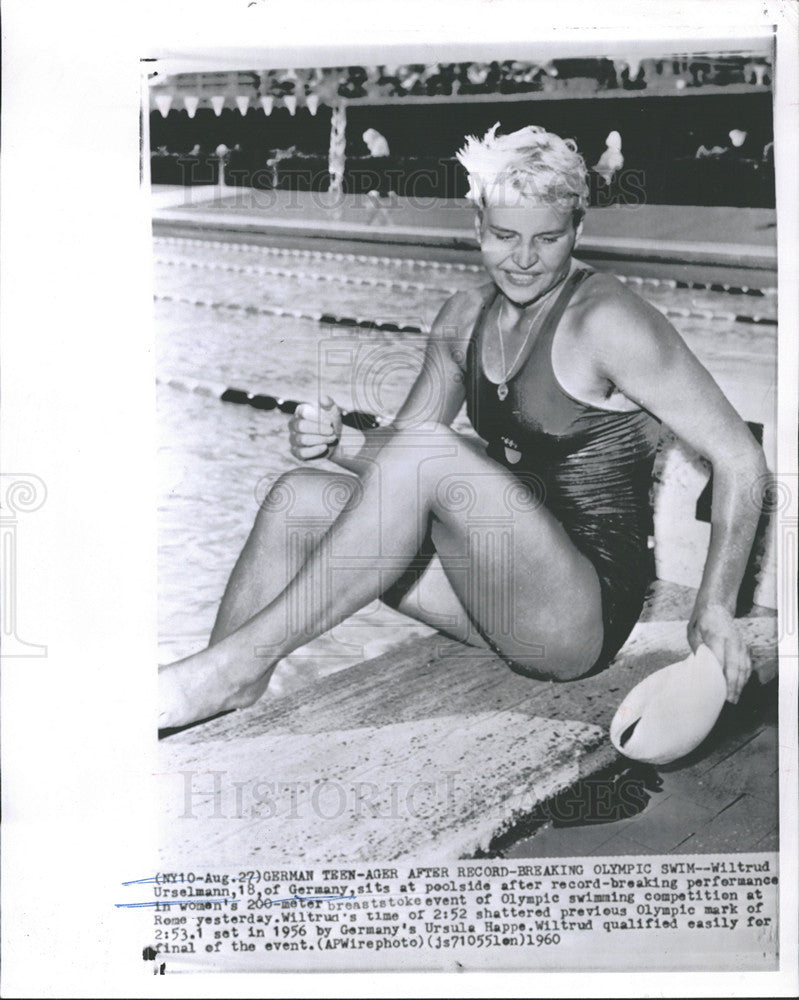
[{"x1": 610, "y1": 645, "x2": 727, "y2": 765}]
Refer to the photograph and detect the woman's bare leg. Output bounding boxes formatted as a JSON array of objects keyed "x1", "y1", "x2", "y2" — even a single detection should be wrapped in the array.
[
  {"x1": 159, "y1": 424, "x2": 604, "y2": 728},
  {"x1": 209, "y1": 467, "x2": 358, "y2": 644},
  {"x1": 211, "y1": 467, "x2": 485, "y2": 648},
  {"x1": 383, "y1": 551, "x2": 491, "y2": 649}
]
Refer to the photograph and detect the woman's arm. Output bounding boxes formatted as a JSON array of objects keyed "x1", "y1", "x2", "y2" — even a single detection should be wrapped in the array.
[
  {"x1": 301, "y1": 290, "x2": 476, "y2": 474},
  {"x1": 585, "y1": 286, "x2": 768, "y2": 702}
]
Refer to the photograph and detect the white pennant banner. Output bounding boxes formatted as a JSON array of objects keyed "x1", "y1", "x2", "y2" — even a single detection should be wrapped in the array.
[
  {"x1": 306, "y1": 93, "x2": 319, "y2": 116},
  {"x1": 260, "y1": 95, "x2": 274, "y2": 116},
  {"x1": 183, "y1": 95, "x2": 199, "y2": 119},
  {"x1": 235, "y1": 95, "x2": 250, "y2": 116},
  {"x1": 210, "y1": 95, "x2": 226, "y2": 117},
  {"x1": 284, "y1": 94, "x2": 297, "y2": 116},
  {"x1": 154, "y1": 94, "x2": 172, "y2": 118}
]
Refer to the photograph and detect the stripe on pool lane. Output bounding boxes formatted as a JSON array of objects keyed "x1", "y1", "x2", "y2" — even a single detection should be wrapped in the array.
[
  {"x1": 154, "y1": 234, "x2": 776, "y2": 297},
  {"x1": 153, "y1": 256, "x2": 457, "y2": 296},
  {"x1": 154, "y1": 254, "x2": 777, "y2": 312},
  {"x1": 153, "y1": 292, "x2": 775, "y2": 330},
  {"x1": 160, "y1": 375, "x2": 381, "y2": 428},
  {"x1": 154, "y1": 294, "x2": 427, "y2": 332}
]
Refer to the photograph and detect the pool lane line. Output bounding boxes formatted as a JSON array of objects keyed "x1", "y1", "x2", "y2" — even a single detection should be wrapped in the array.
[
  {"x1": 157, "y1": 374, "x2": 382, "y2": 428},
  {"x1": 153, "y1": 293, "x2": 430, "y2": 332},
  {"x1": 153, "y1": 256, "x2": 457, "y2": 296},
  {"x1": 153, "y1": 255, "x2": 777, "y2": 324},
  {"x1": 153, "y1": 234, "x2": 777, "y2": 298},
  {"x1": 155, "y1": 234, "x2": 479, "y2": 272},
  {"x1": 153, "y1": 292, "x2": 777, "y2": 329}
]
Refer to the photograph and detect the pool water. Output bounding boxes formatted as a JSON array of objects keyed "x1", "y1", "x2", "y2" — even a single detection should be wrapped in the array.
[{"x1": 154, "y1": 235, "x2": 776, "y2": 698}]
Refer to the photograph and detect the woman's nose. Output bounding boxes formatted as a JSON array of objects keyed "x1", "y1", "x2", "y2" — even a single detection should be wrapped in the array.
[{"x1": 512, "y1": 241, "x2": 538, "y2": 269}]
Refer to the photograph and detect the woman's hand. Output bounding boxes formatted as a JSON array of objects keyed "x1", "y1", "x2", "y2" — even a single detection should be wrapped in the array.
[
  {"x1": 288, "y1": 395, "x2": 342, "y2": 461},
  {"x1": 687, "y1": 602, "x2": 752, "y2": 704}
]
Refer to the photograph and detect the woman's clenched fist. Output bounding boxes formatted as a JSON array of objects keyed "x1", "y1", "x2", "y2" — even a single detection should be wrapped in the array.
[{"x1": 288, "y1": 395, "x2": 343, "y2": 460}]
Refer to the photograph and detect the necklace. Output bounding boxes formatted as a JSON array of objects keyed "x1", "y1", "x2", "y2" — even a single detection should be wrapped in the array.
[{"x1": 493, "y1": 287, "x2": 555, "y2": 401}]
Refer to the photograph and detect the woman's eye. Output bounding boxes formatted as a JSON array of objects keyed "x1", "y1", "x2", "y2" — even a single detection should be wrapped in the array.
[
  {"x1": 538, "y1": 235, "x2": 559, "y2": 245},
  {"x1": 492, "y1": 231, "x2": 515, "y2": 241}
]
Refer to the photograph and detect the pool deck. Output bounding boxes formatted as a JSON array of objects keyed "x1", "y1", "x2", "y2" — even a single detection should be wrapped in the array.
[
  {"x1": 158, "y1": 582, "x2": 777, "y2": 864},
  {"x1": 151, "y1": 185, "x2": 777, "y2": 277}
]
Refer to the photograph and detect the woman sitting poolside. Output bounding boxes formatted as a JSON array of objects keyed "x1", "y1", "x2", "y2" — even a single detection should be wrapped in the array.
[{"x1": 159, "y1": 124, "x2": 767, "y2": 730}]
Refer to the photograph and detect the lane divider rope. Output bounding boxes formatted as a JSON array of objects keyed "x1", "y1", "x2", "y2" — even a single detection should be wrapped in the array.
[
  {"x1": 153, "y1": 291, "x2": 777, "y2": 329},
  {"x1": 153, "y1": 293, "x2": 429, "y2": 332},
  {"x1": 153, "y1": 234, "x2": 777, "y2": 297},
  {"x1": 153, "y1": 256, "x2": 455, "y2": 296},
  {"x1": 155, "y1": 234, "x2": 478, "y2": 272},
  {"x1": 157, "y1": 374, "x2": 382, "y2": 428}
]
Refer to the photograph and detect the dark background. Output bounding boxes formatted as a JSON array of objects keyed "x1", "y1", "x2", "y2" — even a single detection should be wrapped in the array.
[{"x1": 149, "y1": 91, "x2": 774, "y2": 207}]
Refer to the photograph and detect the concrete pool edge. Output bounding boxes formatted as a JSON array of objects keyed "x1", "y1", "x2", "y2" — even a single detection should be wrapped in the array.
[
  {"x1": 153, "y1": 209, "x2": 777, "y2": 272},
  {"x1": 158, "y1": 616, "x2": 777, "y2": 864},
  {"x1": 150, "y1": 192, "x2": 777, "y2": 274}
]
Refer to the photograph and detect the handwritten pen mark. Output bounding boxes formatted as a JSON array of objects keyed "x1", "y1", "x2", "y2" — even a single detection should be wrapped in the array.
[
  {"x1": 117, "y1": 898, "x2": 238, "y2": 909},
  {"x1": 117, "y1": 892, "x2": 357, "y2": 909}
]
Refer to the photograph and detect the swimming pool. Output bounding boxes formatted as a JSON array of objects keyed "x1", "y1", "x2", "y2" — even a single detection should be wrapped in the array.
[{"x1": 154, "y1": 234, "x2": 777, "y2": 697}]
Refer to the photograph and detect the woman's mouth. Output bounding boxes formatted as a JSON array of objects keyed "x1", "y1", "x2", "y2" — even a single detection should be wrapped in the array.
[{"x1": 504, "y1": 271, "x2": 540, "y2": 286}]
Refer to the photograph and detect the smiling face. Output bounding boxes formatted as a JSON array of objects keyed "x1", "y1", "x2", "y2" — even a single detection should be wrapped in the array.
[{"x1": 477, "y1": 190, "x2": 581, "y2": 307}]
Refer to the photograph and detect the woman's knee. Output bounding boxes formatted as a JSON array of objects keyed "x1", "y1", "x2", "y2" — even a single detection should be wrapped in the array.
[
  {"x1": 372, "y1": 423, "x2": 472, "y2": 489},
  {"x1": 376, "y1": 422, "x2": 460, "y2": 459},
  {"x1": 505, "y1": 630, "x2": 603, "y2": 683},
  {"x1": 259, "y1": 467, "x2": 357, "y2": 521}
]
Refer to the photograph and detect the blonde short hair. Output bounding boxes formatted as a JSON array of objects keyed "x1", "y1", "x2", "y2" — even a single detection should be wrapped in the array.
[{"x1": 456, "y1": 123, "x2": 589, "y2": 222}]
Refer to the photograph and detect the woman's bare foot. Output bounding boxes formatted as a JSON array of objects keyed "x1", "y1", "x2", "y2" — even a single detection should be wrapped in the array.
[{"x1": 158, "y1": 645, "x2": 275, "y2": 730}]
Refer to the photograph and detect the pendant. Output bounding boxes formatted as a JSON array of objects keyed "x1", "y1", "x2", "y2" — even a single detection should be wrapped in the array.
[
  {"x1": 501, "y1": 434, "x2": 521, "y2": 465},
  {"x1": 497, "y1": 382, "x2": 509, "y2": 401}
]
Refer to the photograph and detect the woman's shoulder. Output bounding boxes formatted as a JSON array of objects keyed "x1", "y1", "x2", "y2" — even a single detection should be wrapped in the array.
[
  {"x1": 431, "y1": 282, "x2": 496, "y2": 335},
  {"x1": 573, "y1": 266, "x2": 665, "y2": 332},
  {"x1": 575, "y1": 266, "x2": 631, "y2": 305},
  {"x1": 570, "y1": 265, "x2": 681, "y2": 368}
]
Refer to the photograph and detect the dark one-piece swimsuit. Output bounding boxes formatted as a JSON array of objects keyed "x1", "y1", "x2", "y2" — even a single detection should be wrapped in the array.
[{"x1": 464, "y1": 265, "x2": 662, "y2": 674}]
